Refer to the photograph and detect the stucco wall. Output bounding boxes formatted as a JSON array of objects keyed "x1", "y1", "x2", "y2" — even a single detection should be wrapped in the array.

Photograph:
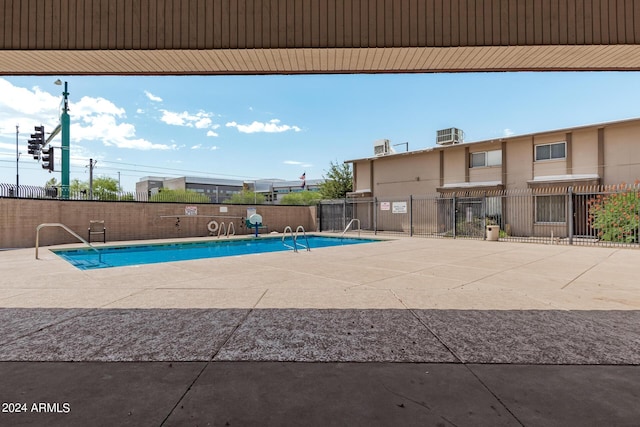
[
  {"x1": 0, "y1": 199, "x2": 317, "y2": 249},
  {"x1": 571, "y1": 129, "x2": 599, "y2": 176},
  {"x1": 505, "y1": 137, "x2": 533, "y2": 190},
  {"x1": 373, "y1": 152, "x2": 440, "y2": 197},
  {"x1": 442, "y1": 147, "x2": 466, "y2": 185},
  {"x1": 469, "y1": 165, "x2": 502, "y2": 183},
  {"x1": 604, "y1": 122, "x2": 640, "y2": 185}
]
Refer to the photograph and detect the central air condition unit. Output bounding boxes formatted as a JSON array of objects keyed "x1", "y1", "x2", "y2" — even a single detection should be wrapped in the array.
[
  {"x1": 436, "y1": 128, "x2": 464, "y2": 145},
  {"x1": 374, "y1": 139, "x2": 394, "y2": 156}
]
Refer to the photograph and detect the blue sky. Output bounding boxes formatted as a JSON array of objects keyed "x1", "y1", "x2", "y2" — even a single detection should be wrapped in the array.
[{"x1": 1, "y1": 71, "x2": 639, "y2": 192}]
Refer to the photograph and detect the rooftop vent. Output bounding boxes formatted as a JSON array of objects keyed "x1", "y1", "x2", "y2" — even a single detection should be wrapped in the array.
[{"x1": 436, "y1": 128, "x2": 464, "y2": 145}]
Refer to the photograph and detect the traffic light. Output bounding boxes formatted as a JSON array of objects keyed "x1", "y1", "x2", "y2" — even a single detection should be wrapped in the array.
[
  {"x1": 27, "y1": 125, "x2": 45, "y2": 159},
  {"x1": 41, "y1": 146, "x2": 54, "y2": 172},
  {"x1": 32, "y1": 125, "x2": 45, "y2": 143},
  {"x1": 27, "y1": 140, "x2": 40, "y2": 158},
  {"x1": 27, "y1": 125, "x2": 45, "y2": 160}
]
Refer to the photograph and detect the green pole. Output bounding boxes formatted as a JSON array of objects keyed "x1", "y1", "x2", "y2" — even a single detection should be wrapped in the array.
[{"x1": 60, "y1": 81, "x2": 70, "y2": 199}]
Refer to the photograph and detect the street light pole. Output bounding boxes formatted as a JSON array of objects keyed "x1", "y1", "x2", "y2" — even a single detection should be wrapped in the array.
[
  {"x1": 88, "y1": 159, "x2": 97, "y2": 200},
  {"x1": 55, "y1": 79, "x2": 70, "y2": 199},
  {"x1": 15, "y1": 124, "x2": 19, "y2": 197}
]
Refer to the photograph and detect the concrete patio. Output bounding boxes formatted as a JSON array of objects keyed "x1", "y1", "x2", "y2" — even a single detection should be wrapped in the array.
[{"x1": 0, "y1": 235, "x2": 639, "y2": 426}]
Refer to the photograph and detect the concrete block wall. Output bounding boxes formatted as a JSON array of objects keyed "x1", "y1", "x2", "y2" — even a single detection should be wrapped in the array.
[{"x1": 0, "y1": 199, "x2": 317, "y2": 248}]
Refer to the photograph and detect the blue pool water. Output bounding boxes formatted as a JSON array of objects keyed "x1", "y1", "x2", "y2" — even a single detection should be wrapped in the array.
[{"x1": 52, "y1": 235, "x2": 381, "y2": 270}]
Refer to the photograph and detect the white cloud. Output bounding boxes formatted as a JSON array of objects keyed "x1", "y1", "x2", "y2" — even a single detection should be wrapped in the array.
[
  {"x1": 225, "y1": 119, "x2": 301, "y2": 134},
  {"x1": 74, "y1": 96, "x2": 126, "y2": 120},
  {"x1": 503, "y1": 128, "x2": 515, "y2": 137},
  {"x1": 160, "y1": 110, "x2": 189, "y2": 126},
  {"x1": 136, "y1": 108, "x2": 144, "y2": 114},
  {"x1": 206, "y1": 130, "x2": 219, "y2": 137},
  {"x1": 69, "y1": 96, "x2": 174, "y2": 150},
  {"x1": 0, "y1": 79, "x2": 62, "y2": 139},
  {"x1": 160, "y1": 109, "x2": 215, "y2": 129},
  {"x1": 284, "y1": 160, "x2": 303, "y2": 165},
  {"x1": 144, "y1": 90, "x2": 163, "y2": 102},
  {"x1": 190, "y1": 144, "x2": 219, "y2": 151},
  {"x1": 0, "y1": 79, "x2": 176, "y2": 152},
  {"x1": 194, "y1": 117, "x2": 212, "y2": 129}
]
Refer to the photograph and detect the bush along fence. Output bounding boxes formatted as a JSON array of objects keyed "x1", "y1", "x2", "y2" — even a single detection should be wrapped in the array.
[{"x1": 318, "y1": 183, "x2": 640, "y2": 248}]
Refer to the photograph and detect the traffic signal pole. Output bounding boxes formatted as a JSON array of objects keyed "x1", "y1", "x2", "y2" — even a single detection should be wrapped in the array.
[{"x1": 60, "y1": 81, "x2": 70, "y2": 199}]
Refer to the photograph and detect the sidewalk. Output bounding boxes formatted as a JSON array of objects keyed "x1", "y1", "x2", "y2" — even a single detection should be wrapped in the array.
[{"x1": 0, "y1": 236, "x2": 639, "y2": 426}]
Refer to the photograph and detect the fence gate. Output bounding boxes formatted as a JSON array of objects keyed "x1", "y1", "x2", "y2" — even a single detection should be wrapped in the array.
[
  {"x1": 572, "y1": 191, "x2": 602, "y2": 238},
  {"x1": 455, "y1": 197, "x2": 485, "y2": 238},
  {"x1": 318, "y1": 200, "x2": 354, "y2": 232}
]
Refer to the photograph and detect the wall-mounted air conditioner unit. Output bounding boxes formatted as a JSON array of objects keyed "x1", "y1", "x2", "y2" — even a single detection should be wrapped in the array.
[
  {"x1": 436, "y1": 128, "x2": 464, "y2": 145},
  {"x1": 374, "y1": 139, "x2": 394, "y2": 156}
]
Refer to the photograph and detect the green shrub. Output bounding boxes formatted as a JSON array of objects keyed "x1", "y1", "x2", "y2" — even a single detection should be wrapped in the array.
[
  {"x1": 588, "y1": 185, "x2": 640, "y2": 243},
  {"x1": 150, "y1": 189, "x2": 211, "y2": 203},
  {"x1": 279, "y1": 191, "x2": 322, "y2": 205},
  {"x1": 224, "y1": 190, "x2": 265, "y2": 204}
]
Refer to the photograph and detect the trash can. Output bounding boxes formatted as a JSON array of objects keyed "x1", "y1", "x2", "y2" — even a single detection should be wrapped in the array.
[{"x1": 486, "y1": 225, "x2": 499, "y2": 241}]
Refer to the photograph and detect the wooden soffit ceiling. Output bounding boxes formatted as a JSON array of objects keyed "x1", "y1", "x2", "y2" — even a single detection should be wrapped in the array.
[{"x1": 1, "y1": 0, "x2": 640, "y2": 75}]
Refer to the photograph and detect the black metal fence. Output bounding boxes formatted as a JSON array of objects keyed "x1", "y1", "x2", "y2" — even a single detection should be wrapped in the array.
[
  {"x1": 5, "y1": 182, "x2": 639, "y2": 248},
  {"x1": 319, "y1": 184, "x2": 640, "y2": 248},
  {"x1": 1, "y1": 183, "x2": 211, "y2": 203}
]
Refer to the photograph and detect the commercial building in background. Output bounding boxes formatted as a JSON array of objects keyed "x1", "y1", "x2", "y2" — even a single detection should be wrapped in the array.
[{"x1": 136, "y1": 176, "x2": 323, "y2": 204}]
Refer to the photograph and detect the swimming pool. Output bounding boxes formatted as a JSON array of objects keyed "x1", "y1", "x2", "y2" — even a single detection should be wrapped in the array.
[{"x1": 52, "y1": 235, "x2": 382, "y2": 270}]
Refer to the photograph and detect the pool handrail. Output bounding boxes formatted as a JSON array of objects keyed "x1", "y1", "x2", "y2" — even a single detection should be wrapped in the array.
[
  {"x1": 282, "y1": 226, "x2": 297, "y2": 252},
  {"x1": 35, "y1": 223, "x2": 101, "y2": 262},
  {"x1": 217, "y1": 222, "x2": 226, "y2": 238},
  {"x1": 294, "y1": 226, "x2": 310, "y2": 251},
  {"x1": 217, "y1": 221, "x2": 235, "y2": 238},
  {"x1": 341, "y1": 218, "x2": 361, "y2": 237}
]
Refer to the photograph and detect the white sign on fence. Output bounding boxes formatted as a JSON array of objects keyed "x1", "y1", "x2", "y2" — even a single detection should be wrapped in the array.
[
  {"x1": 392, "y1": 202, "x2": 407, "y2": 214},
  {"x1": 380, "y1": 202, "x2": 391, "y2": 211},
  {"x1": 185, "y1": 206, "x2": 198, "y2": 216}
]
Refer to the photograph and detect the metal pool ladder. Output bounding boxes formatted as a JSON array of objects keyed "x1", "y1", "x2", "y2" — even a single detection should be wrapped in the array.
[
  {"x1": 341, "y1": 218, "x2": 361, "y2": 237},
  {"x1": 217, "y1": 221, "x2": 236, "y2": 238},
  {"x1": 282, "y1": 225, "x2": 310, "y2": 252},
  {"x1": 295, "y1": 225, "x2": 310, "y2": 251},
  {"x1": 35, "y1": 223, "x2": 102, "y2": 263}
]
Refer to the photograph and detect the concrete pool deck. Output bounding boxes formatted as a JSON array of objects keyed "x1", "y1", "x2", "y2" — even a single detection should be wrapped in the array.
[{"x1": 0, "y1": 234, "x2": 639, "y2": 426}]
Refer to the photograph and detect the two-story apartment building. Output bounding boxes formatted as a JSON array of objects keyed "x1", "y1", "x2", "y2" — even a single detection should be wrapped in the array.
[{"x1": 345, "y1": 118, "x2": 640, "y2": 238}]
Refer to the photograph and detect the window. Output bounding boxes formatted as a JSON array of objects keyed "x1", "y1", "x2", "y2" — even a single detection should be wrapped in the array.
[
  {"x1": 535, "y1": 142, "x2": 566, "y2": 161},
  {"x1": 470, "y1": 150, "x2": 502, "y2": 168},
  {"x1": 535, "y1": 195, "x2": 566, "y2": 223}
]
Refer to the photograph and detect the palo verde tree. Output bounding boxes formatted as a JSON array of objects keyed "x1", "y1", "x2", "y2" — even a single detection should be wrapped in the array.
[
  {"x1": 319, "y1": 161, "x2": 353, "y2": 199},
  {"x1": 64, "y1": 176, "x2": 125, "y2": 200}
]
